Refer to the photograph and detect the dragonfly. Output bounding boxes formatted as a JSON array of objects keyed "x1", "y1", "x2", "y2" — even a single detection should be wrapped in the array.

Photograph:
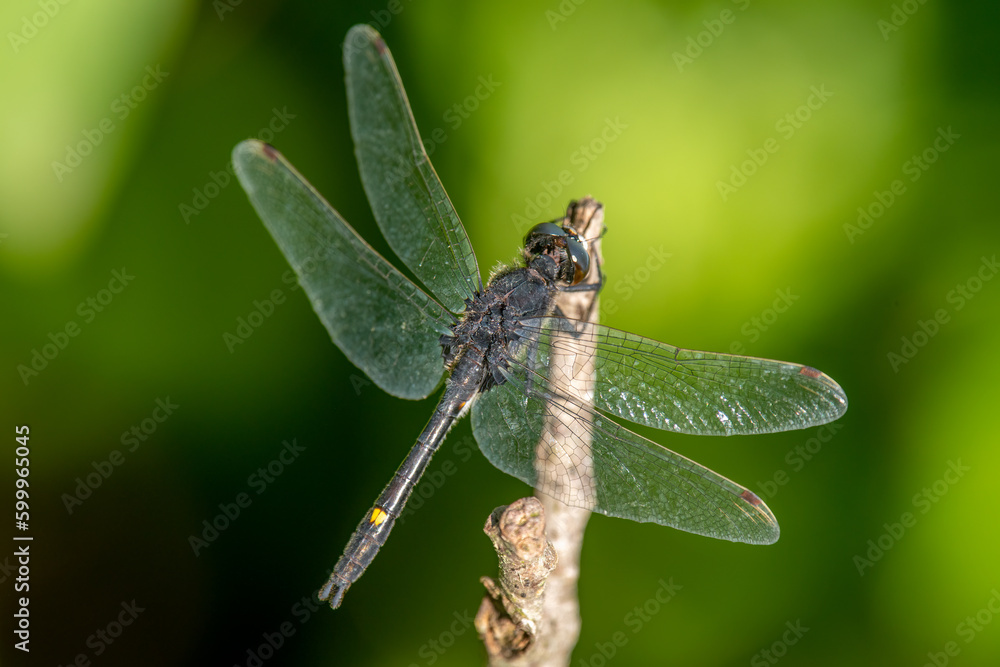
[{"x1": 232, "y1": 24, "x2": 848, "y2": 610}]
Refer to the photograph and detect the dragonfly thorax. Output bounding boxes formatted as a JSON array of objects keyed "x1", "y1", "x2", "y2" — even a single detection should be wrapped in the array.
[{"x1": 441, "y1": 262, "x2": 561, "y2": 390}]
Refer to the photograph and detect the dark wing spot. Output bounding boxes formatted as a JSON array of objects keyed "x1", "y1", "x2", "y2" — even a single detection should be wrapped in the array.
[
  {"x1": 740, "y1": 489, "x2": 764, "y2": 507},
  {"x1": 374, "y1": 36, "x2": 387, "y2": 55},
  {"x1": 261, "y1": 143, "x2": 279, "y2": 161},
  {"x1": 798, "y1": 366, "x2": 822, "y2": 379}
]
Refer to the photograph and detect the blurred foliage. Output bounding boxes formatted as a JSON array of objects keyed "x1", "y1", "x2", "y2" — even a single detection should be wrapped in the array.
[{"x1": 1, "y1": 0, "x2": 998, "y2": 665}]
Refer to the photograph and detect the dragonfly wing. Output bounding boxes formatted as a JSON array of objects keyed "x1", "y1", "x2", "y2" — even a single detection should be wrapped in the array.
[
  {"x1": 233, "y1": 140, "x2": 453, "y2": 400},
  {"x1": 470, "y1": 346, "x2": 778, "y2": 544},
  {"x1": 515, "y1": 317, "x2": 847, "y2": 436},
  {"x1": 344, "y1": 24, "x2": 481, "y2": 312}
]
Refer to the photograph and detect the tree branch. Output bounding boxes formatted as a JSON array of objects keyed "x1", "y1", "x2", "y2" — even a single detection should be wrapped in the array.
[
  {"x1": 476, "y1": 198, "x2": 605, "y2": 667},
  {"x1": 475, "y1": 497, "x2": 557, "y2": 662}
]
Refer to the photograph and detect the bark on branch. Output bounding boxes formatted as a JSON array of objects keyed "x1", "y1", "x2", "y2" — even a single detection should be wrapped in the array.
[{"x1": 475, "y1": 498, "x2": 558, "y2": 662}]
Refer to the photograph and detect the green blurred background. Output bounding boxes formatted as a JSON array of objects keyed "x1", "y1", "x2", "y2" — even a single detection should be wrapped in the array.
[{"x1": 2, "y1": 0, "x2": 998, "y2": 665}]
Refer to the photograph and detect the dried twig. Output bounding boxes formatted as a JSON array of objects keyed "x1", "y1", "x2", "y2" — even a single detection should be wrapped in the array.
[{"x1": 475, "y1": 498, "x2": 558, "y2": 662}]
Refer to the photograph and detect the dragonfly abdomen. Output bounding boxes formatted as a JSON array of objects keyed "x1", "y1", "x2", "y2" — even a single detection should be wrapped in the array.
[{"x1": 319, "y1": 351, "x2": 485, "y2": 608}]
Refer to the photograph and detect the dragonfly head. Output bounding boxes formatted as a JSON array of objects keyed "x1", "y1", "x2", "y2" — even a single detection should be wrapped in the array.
[{"x1": 523, "y1": 222, "x2": 591, "y2": 286}]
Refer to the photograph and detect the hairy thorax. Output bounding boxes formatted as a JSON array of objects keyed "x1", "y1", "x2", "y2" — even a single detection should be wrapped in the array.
[{"x1": 442, "y1": 255, "x2": 561, "y2": 389}]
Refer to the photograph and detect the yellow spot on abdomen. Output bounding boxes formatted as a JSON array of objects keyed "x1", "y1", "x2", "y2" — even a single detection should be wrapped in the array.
[{"x1": 370, "y1": 507, "x2": 389, "y2": 526}]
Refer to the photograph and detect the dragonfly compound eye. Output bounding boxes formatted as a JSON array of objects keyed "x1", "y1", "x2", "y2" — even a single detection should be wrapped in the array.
[
  {"x1": 565, "y1": 235, "x2": 591, "y2": 285},
  {"x1": 524, "y1": 222, "x2": 589, "y2": 285},
  {"x1": 524, "y1": 222, "x2": 567, "y2": 251}
]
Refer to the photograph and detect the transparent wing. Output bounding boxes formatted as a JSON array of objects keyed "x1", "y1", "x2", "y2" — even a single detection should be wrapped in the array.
[
  {"x1": 469, "y1": 328, "x2": 778, "y2": 543},
  {"x1": 516, "y1": 317, "x2": 847, "y2": 435},
  {"x1": 233, "y1": 140, "x2": 454, "y2": 400},
  {"x1": 344, "y1": 24, "x2": 481, "y2": 311}
]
